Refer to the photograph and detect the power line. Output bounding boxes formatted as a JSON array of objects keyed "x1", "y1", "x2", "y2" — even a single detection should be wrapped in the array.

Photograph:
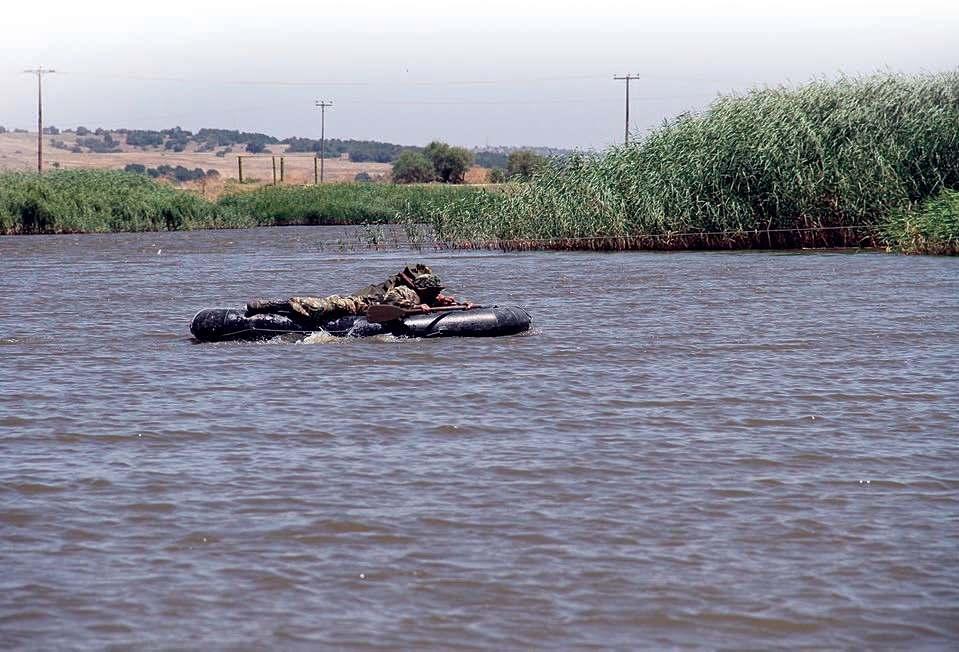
[{"x1": 52, "y1": 71, "x2": 609, "y2": 87}]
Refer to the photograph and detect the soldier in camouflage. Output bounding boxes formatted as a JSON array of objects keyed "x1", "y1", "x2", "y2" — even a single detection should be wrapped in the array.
[{"x1": 246, "y1": 264, "x2": 470, "y2": 328}]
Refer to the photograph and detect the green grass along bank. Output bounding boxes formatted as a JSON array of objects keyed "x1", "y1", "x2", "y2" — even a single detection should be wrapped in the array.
[{"x1": 0, "y1": 170, "x2": 482, "y2": 234}]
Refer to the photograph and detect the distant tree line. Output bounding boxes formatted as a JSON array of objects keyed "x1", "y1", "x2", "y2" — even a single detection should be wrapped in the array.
[
  {"x1": 119, "y1": 127, "x2": 277, "y2": 152},
  {"x1": 283, "y1": 137, "x2": 410, "y2": 162},
  {"x1": 473, "y1": 151, "x2": 509, "y2": 169},
  {"x1": 124, "y1": 163, "x2": 219, "y2": 183},
  {"x1": 2, "y1": 124, "x2": 568, "y2": 176}
]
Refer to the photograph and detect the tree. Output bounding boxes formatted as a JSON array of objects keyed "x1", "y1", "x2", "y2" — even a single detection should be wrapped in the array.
[
  {"x1": 486, "y1": 168, "x2": 507, "y2": 183},
  {"x1": 424, "y1": 141, "x2": 473, "y2": 183},
  {"x1": 507, "y1": 150, "x2": 546, "y2": 181},
  {"x1": 391, "y1": 151, "x2": 434, "y2": 184},
  {"x1": 246, "y1": 141, "x2": 266, "y2": 154}
]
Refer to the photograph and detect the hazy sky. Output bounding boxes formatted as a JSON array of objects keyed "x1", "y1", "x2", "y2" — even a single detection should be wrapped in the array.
[{"x1": 2, "y1": 1, "x2": 957, "y2": 149}]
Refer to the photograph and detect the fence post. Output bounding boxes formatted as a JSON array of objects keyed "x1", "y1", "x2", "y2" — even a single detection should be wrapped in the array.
[
  {"x1": 238, "y1": 156, "x2": 243, "y2": 183},
  {"x1": 314, "y1": 157, "x2": 318, "y2": 185},
  {"x1": 280, "y1": 156, "x2": 285, "y2": 183},
  {"x1": 272, "y1": 156, "x2": 277, "y2": 186}
]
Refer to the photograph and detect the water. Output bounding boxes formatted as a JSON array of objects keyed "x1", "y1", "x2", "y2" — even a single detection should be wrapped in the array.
[{"x1": 1, "y1": 227, "x2": 957, "y2": 649}]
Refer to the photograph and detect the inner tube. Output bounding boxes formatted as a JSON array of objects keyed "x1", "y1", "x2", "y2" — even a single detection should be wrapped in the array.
[{"x1": 190, "y1": 306, "x2": 532, "y2": 342}]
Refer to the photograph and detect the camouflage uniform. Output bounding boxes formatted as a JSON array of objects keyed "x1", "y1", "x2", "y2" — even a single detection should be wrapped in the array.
[
  {"x1": 252, "y1": 264, "x2": 444, "y2": 328},
  {"x1": 287, "y1": 294, "x2": 368, "y2": 324},
  {"x1": 351, "y1": 263, "x2": 434, "y2": 305}
]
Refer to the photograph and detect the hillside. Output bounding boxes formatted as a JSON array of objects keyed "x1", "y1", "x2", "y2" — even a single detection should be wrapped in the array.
[{"x1": 0, "y1": 130, "x2": 393, "y2": 185}]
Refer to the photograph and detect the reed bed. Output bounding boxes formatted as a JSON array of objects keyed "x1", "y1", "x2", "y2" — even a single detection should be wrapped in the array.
[{"x1": 409, "y1": 72, "x2": 959, "y2": 251}]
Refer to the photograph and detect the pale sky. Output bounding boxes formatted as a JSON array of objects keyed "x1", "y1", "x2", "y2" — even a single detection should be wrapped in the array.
[{"x1": 2, "y1": 1, "x2": 957, "y2": 149}]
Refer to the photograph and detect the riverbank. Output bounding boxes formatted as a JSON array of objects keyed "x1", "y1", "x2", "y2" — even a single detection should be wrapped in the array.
[
  {"x1": 2, "y1": 73, "x2": 957, "y2": 254},
  {"x1": 4, "y1": 168, "x2": 956, "y2": 254}
]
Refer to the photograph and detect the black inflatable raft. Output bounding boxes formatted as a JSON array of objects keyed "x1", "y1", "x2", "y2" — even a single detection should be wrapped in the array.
[{"x1": 190, "y1": 306, "x2": 532, "y2": 342}]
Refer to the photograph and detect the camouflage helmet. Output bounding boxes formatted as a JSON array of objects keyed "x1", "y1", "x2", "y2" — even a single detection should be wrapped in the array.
[{"x1": 411, "y1": 273, "x2": 444, "y2": 291}]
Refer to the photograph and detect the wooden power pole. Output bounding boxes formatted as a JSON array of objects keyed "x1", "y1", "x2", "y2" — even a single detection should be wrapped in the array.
[
  {"x1": 24, "y1": 66, "x2": 56, "y2": 174},
  {"x1": 613, "y1": 74, "x2": 639, "y2": 144},
  {"x1": 314, "y1": 100, "x2": 333, "y2": 183}
]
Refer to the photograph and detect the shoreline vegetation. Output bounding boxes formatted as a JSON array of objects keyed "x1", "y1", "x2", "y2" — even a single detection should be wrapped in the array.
[
  {"x1": 1, "y1": 73, "x2": 956, "y2": 255},
  {"x1": 406, "y1": 72, "x2": 958, "y2": 255}
]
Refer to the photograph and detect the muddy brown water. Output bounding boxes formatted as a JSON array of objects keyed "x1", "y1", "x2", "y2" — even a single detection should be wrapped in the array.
[{"x1": 1, "y1": 227, "x2": 957, "y2": 649}]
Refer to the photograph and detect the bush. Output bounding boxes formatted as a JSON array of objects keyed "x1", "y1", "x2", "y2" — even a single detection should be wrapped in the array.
[
  {"x1": 424, "y1": 141, "x2": 473, "y2": 184},
  {"x1": 354, "y1": 172, "x2": 373, "y2": 182},
  {"x1": 124, "y1": 163, "x2": 147, "y2": 175},
  {"x1": 392, "y1": 151, "x2": 435, "y2": 184},
  {"x1": 506, "y1": 150, "x2": 546, "y2": 181},
  {"x1": 487, "y1": 168, "x2": 507, "y2": 183}
]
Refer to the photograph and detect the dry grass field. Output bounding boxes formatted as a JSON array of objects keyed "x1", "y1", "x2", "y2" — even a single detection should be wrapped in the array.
[{"x1": 0, "y1": 132, "x2": 491, "y2": 196}]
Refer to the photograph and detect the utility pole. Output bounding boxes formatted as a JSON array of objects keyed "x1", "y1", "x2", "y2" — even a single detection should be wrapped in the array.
[
  {"x1": 613, "y1": 74, "x2": 638, "y2": 144},
  {"x1": 314, "y1": 100, "x2": 333, "y2": 183},
  {"x1": 24, "y1": 66, "x2": 56, "y2": 174}
]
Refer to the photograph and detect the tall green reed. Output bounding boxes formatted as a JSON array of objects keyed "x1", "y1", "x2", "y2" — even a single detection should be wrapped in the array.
[{"x1": 412, "y1": 72, "x2": 959, "y2": 250}]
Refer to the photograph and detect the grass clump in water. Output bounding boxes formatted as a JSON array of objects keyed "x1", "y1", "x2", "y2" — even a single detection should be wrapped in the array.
[
  {"x1": 415, "y1": 72, "x2": 959, "y2": 251},
  {"x1": 882, "y1": 189, "x2": 959, "y2": 255}
]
